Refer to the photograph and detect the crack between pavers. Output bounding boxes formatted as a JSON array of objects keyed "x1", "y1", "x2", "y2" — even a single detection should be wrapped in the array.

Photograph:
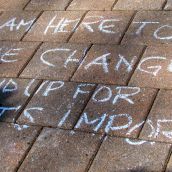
[
  {"x1": 23, "y1": 0, "x2": 32, "y2": 10},
  {"x1": 20, "y1": 11, "x2": 44, "y2": 41},
  {"x1": 14, "y1": 79, "x2": 43, "y2": 123},
  {"x1": 17, "y1": 42, "x2": 43, "y2": 78},
  {"x1": 162, "y1": 0, "x2": 168, "y2": 10},
  {"x1": 69, "y1": 43, "x2": 93, "y2": 81},
  {"x1": 137, "y1": 89, "x2": 160, "y2": 138},
  {"x1": 111, "y1": 0, "x2": 119, "y2": 10},
  {"x1": 118, "y1": 10, "x2": 137, "y2": 45},
  {"x1": 162, "y1": 145, "x2": 172, "y2": 172},
  {"x1": 15, "y1": 126, "x2": 43, "y2": 172},
  {"x1": 65, "y1": 0, "x2": 75, "y2": 11},
  {"x1": 126, "y1": 45, "x2": 147, "y2": 86},
  {"x1": 85, "y1": 134, "x2": 106, "y2": 172},
  {"x1": 66, "y1": 11, "x2": 89, "y2": 43},
  {"x1": 72, "y1": 83, "x2": 98, "y2": 130}
]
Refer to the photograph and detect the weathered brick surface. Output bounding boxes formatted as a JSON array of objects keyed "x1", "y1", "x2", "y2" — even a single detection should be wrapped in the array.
[
  {"x1": 0, "y1": 122, "x2": 40, "y2": 172},
  {"x1": 122, "y1": 11, "x2": 172, "y2": 45},
  {"x1": 67, "y1": 0, "x2": 115, "y2": 10},
  {"x1": 0, "y1": 11, "x2": 40, "y2": 41},
  {"x1": 17, "y1": 81, "x2": 95, "y2": 128},
  {"x1": 164, "y1": 0, "x2": 172, "y2": 10},
  {"x1": 24, "y1": 11, "x2": 85, "y2": 42},
  {"x1": 113, "y1": 0, "x2": 165, "y2": 10},
  {"x1": 129, "y1": 45, "x2": 172, "y2": 89},
  {"x1": 70, "y1": 11, "x2": 134, "y2": 44},
  {"x1": 20, "y1": 43, "x2": 90, "y2": 80},
  {"x1": 0, "y1": 41, "x2": 40, "y2": 77},
  {"x1": 0, "y1": 78, "x2": 40, "y2": 122},
  {"x1": 25, "y1": 0, "x2": 71, "y2": 10},
  {"x1": 166, "y1": 154, "x2": 172, "y2": 172},
  {"x1": 140, "y1": 90, "x2": 172, "y2": 143},
  {"x1": 0, "y1": 0, "x2": 29, "y2": 10},
  {"x1": 89, "y1": 136, "x2": 171, "y2": 172},
  {"x1": 18, "y1": 128, "x2": 102, "y2": 172},
  {"x1": 72, "y1": 44, "x2": 144, "y2": 85},
  {"x1": 74, "y1": 84, "x2": 157, "y2": 137}
]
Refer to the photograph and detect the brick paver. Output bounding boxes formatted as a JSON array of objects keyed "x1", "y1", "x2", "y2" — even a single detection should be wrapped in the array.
[
  {"x1": 122, "y1": 11, "x2": 172, "y2": 45},
  {"x1": 17, "y1": 81, "x2": 95, "y2": 128},
  {"x1": 0, "y1": 0, "x2": 29, "y2": 10},
  {"x1": 72, "y1": 44, "x2": 144, "y2": 85},
  {"x1": 20, "y1": 43, "x2": 90, "y2": 80},
  {"x1": 113, "y1": 0, "x2": 165, "y2": 10},
  {"x1": 70, "y1": 11, "x2": 134, "y2": 44},
  {"x1": 0, "y1": 41, "x2": 40, "y2": 77},
  {"x1": 0, "y1": 122, "x2": 40, "y2": 172},
  {"x1": 0, "y1": 11, "x2": 40, "y2": 41},
  {"x1": 1, "y1": 0, "x2": 172, "y2": 171},
  {"x1": 129, "y1": 45, "x2": 172, "y2": 89},
  {"x1": 67, "y1": 0, "x2": 115, "y2": 10},
  {"x1": 140, "y1": 90, "x2": 172, "y2": 143},
  {"x1": 0, "y1": 78, "x2": 40, "y2": 122},
  {"x1": 25, "y1": 0, "x2": 71, "y2": 11},
  {"x1": 18, "y1": 128, "x2": 102, "y2": 172},
  {"x1": 24, "y1": 11, "x2": 85, "y2": 42},
  {"x1": 74, "y1": 85, "x2": 157, "y2": 137},
  {"x1": 89, "y1": 136, "x2": 171, "y2": 172}
]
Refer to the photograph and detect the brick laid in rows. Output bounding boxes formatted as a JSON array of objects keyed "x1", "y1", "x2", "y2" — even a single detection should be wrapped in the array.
[
  {"x1": 0, "y1": 41, "x2": 40, "y2": 77},
  {"x1": 113, "y1": 0, "x2": 165, "y2": 10},
  {"x1": 0, "y1": 122, "x2": 40, "y2": 172},
  {"x1": 0, "y1": 11, "x2": 40, "y2": 41},
  {"x1": 74, "y1": 85, "x2": 157, "y2": 137},
  {"x1": 140, "y1": 90, "x2": 172, "y2": 143},
  {"x1": 67, "y1": 0, "x2": 115, "y2": 10},
  {"x1": 122, "y1": 11, "x2": 172, "y2": 45},
  {"x1": 129, "y1": 45, "x2": 172, "y2": 89},
  {"x1": 20, "y1": 43, "x2": 90, "y2": 80},
  {"x1": 0, "y1": 78, "x2": 40, "y2": 122},
  {"x1": 70, "y1": 11, "x2": 134, "y2": 44},
  {"x1": 72, "y1": 44, "x2": 144, "y2": 85},
  {"x1": 18, "y1": 128, "x2": 102, "y2": 172},
  {"x1": 25, "y1": 0, "x2": 71, "y2": 10},
  {"x1": 89, "y1": 136, "x2": 171, "y2": 172},
  {"x1": 17, "y1": 81, "x2": 95, "y2": 128},
  {"x1": 0, "y1": 0, "x2": 29, "y2": 10},
  {"x1": 24, "y1": 11, "x2": 85, "y2": 42}
]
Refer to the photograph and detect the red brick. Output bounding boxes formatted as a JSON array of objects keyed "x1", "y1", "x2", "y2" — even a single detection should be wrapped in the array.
[
  {"x1": 72, "y1": 44, "x2": 144, "y2": 85},
  {"x1": 140, "y1": 90, "x2": 172, "y2": 143},
  {"x1": 129, "y1": 45, "x2": 172, "y2": 89},
  {"x1": 18, "y1": 128, "x2": 102, "y2": 172},
  {"x1": 24, "y1": 11, "x2": 85, "y2": 42},
  {"x1": 0, "y1": 41, "x2": 40, "y2": 77},
  {"x1": 0, "y1": 122, "x2": 40, "y2": 172},
  {"x1": 89, "y1": 136, "x2": 171, "y2": 172},
  {"x1": 74, "y1": 84, "x2": 157, "y2": 137},
  {"x1": 70, "y1": 11, "x2": 134, "y2": 44},
  {"x1": 20, "y1": 43, "x2": 90, "y2": 80},
  {"x1": 0, "y1": 78, "x2": 40, "y2": 122},
  {"x1": 113, "y1": 0, "x2": 165, "y2": 10},
  {"x1": 164, "y1": 0, "x2": 172, "y2": 10},
  {"x1": 122, "y1": 11, "x2": 172, "y2": 45},
  {"x1": 0, "y1": 0, "x2": 29, "y2": 10},
  {"x1": 25, "y1": 0, "x2": 71, "y2": 10},
  {"x1": 0, "y1": 11, "x2": 40, "y2": 41},
  {"x1": 67, "y1": 0, "x2": 115, "y2": 10},
  {"x1": 17, "y1": 81, "x2": 95, "y2": 128}
]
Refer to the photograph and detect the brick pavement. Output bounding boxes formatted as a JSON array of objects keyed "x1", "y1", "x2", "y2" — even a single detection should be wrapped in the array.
[{"x1": 2, "y1": 0, "x2": 172, "y2": 171}]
